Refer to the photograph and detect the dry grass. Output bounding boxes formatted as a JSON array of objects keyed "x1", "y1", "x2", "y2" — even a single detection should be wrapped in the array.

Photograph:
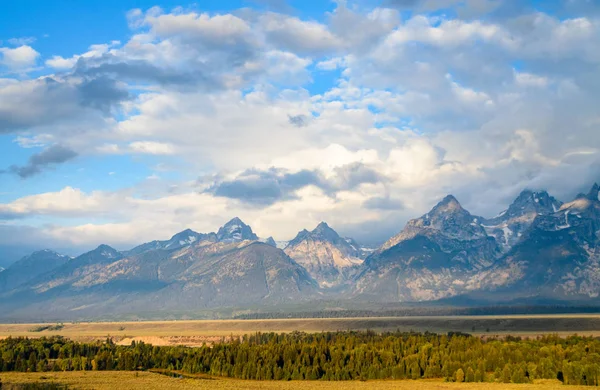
[
  {"x1": 2, "y1": 315, "x2": 600, "y2": 347},
  {"x1": 0, "y1": 371, "x2": 591, "y2": 390}
]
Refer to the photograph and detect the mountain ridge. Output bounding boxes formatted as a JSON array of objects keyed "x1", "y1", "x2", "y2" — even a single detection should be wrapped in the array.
[
  {"x1": 2, "y1": 182, "x2": 600, "y2": 320},
  {"x1": 284, "y1": 222, "x2": 366, "y2": 288}
]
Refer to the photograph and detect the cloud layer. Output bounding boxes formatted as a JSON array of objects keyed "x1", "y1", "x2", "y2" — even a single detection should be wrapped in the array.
[{"x1": 1, "y1": 1, "x2": 599, "y2": 252}]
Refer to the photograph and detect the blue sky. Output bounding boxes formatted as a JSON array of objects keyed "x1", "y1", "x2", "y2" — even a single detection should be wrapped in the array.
[
  {"x1": 0, "y1": 0, "x2": 599, "y2": 263},
  {"x1": 0, "y1": 0, "x2": 339, "y2": 202}
]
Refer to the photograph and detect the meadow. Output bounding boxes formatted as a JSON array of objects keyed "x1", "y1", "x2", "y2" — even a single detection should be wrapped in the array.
[
  {"x1": 0, "y1": 371, "x2": 593, "y2": 390},
  {"x1": 3, "y1": 314, "x2": 600, "y2": 347}
]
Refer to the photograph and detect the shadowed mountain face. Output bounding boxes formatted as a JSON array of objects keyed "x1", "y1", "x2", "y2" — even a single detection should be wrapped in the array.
[
  {"x1": 217, "y1": 217, "x2": 258, "y2": 242},
  {"x1": 284, "y1": 222, "x2": 366, "y2": 288},
  {"x1": 471, "y1": 183, "x2": 600, "y2": 301},
  {"x1": 2, "y1": 183, "x2": 600, "y2": 320},
  {"x1": 353, "y1": 196, "x2": 500, "y2": 301},
  {"x1": 482, "y1": 190, "x2": 562, "y2": 251},
  {"x1": 0, "y1": 221, "x2": 317, "y2": 320},
  {"x1": 380, "y1": 195, "x2": 488, "y2": 252},
  {"x1": 263, "y1": 237, "x2": 277, "y2": 247},
  {"x1": 0, "y1": 250, "x2": 70, "y2": 292},
  {"x1": 124, "y1": 229, "x2": 217, "y2": 256}
]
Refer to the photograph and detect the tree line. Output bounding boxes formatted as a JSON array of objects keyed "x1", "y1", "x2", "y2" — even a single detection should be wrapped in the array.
[{"x1": 1, "y1": 331, "x2": 600, "y2": 385}]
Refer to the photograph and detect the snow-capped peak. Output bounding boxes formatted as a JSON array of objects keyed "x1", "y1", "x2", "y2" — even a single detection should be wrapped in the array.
[{"x1": 217, "y1": 217, "x2": 258, "y2": 242}]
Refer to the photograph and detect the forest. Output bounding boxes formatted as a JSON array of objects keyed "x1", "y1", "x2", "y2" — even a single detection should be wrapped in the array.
[{"x1": 1, "y1": 331, "x2": 600, "y2": 385}]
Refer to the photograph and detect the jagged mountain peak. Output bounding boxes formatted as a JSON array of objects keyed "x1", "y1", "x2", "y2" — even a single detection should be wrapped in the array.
[
  {"x1": 168, "y1": 228, "x2": 204, "y2": 245},
  {"x1": 217, "y1": 217, "x2": 258, "y2": 242},
  {"x1": 95, "y1": 244, "x2": 117, "y2": 252},
  {"x1": 588, "y1": 182, "x2": 599, "y2": 201},
  {"x1": 422, "y1": 194, "x2": 484, "y2": 233},
  {"x1": 17, "y1": 249, "x2": 68, "y2": 264},
  {"x1": 259, "y1": 236, "x2": 278, "y2": 247},
  {"x1": 287, "y1": 222, "x2": 342, "y2": 245},
  {"x1": 314, "y1": 221, "x2": 331, "y2": 231},
  {"x1": 226, "y1": 217, "x2": 244, "y2": 225},
  {"x1": 170, "y1": 228, "x2": 199, "y2": 239},
  {"x1": 380, "y1": 194, "x2": 487, "y2": 251},
  {"x1": 311, "y1": 221, "x2": 341, "y2": 241},
  {"x1": 0, "y1": 249, "x2": 70, "y2": 293},
  {"x1": 482, "y1": 189, "x2": 561, "y2": 252},
  {"x1": 574, "y1": 183, "x2": 599, "y2": 202},
  {"x1": 31, "y1": 249, "x2": 61, "y2": 256},
  {"x1": 93, "y1": 244, "x2": 120, "y2": 258},
  {"x1": 564, "y1": 183, "x2": 600, "y2": 212},
  {"x1": 264, "y1": 237, "x2": 277, "y2": 247},
  {"x1": 514, "y1": 189, "x2": 550, "y2": 202},
  {"x1": 432, "y1": 195, "x2": 464, "y2": 213},
  {"x1": 491, "y1": 189, "x2": 561, "y2": 221},
  {"x1": 284, "y1": 222, "x2": 365, "y2": 288}
]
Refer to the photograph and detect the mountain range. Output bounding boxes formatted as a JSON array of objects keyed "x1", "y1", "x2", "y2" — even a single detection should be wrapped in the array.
[{"x1": 1, "y1": 183, "x2": 599, "y2": 321}]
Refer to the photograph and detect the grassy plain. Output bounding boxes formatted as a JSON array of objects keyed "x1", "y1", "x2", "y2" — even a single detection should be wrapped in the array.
[
  {"x1": 3, "y1": 315, "x2": 600, "y2": 346},
  {"x1": 0, "y1": 371, "x2": 591, "y2": 390}
]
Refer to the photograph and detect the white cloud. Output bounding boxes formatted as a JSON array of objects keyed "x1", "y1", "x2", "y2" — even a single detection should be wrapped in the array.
[
  {"x1": 514, "y1": 70, "x2": 549, "y2": 87},
  {"x1": 129, "y1": 141, "x2": 176, "y2": 155},
  {"x1": 147, "y1": 11, "x2": 252, "y2": 41},
  {"x1": 259, "y1": 12, "x2": 342, "y2": 55},
  {"x1": 383, "y1": 16, "x2": 510, "y2": 48},
  {"x1": 0, "y1": 187, "x2": 116, "y2": 217},
  {"x1": 316, "y1": 57, "x2": 345, "y2": 70},
  {"x1": 45, "y1": 41, "x2": 121, "y2": 69},
  {"x1": 2, "y1": 2, "x2": 600, "y2": 248},
  {"x1": 0, "y1": 45, "x2": 40, "y2": 69}
]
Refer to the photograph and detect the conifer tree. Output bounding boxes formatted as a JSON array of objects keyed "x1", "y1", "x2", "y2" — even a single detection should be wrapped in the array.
[{"x1": 455, "y1": 368, "x2": 465, "y2": 383}]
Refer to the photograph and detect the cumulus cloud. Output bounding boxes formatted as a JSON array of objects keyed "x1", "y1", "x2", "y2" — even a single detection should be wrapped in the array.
[
  {"x1": 45, "y1": 42, "x2": 120, "y2": 70},
  {"x1": 259, "y1": 12, "x2": 342, "y2": 55},
  {"x1": 0, "y1": 75, "x2": 127, "y2": 134},
  {"x1": 0, "y1": 45, "x2": 39, "y2": 69},
  {"x1": 207, "y1": 162, "x2": 384, "y2": 205},
  {"x1": 208, "y1": 168, "x2": 321, "y2": 205},
  {"x1": 2, "y1": 1, "x2": 600, "y2": 250},
  {"x1": 129, "y1": 141, "x2": 176, "y2": 155}
]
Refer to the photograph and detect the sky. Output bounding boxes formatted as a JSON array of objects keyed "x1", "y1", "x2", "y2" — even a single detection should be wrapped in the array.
[{"x1": 1, "y1": 0, "x2": 600, "y2": 261}]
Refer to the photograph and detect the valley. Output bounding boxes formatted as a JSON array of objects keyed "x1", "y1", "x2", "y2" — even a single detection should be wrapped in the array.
[
  {"x1": 0, "y1": 371, "x2": 587, "y2": 390},
  {"x1": 4, "y1": 315, "x2": 600, "y2": 347}
]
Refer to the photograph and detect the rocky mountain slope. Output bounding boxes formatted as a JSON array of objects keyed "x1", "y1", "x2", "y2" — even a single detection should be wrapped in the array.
[
  {"x1": 2, "y1": 183, "x2": 600, "y2": 320},
  {"x1": 482, "y1": 190, "x2": 562, "y2": 251},
  {"x1": 0, "y1": 250, "x2": 70, "y2": 293},
  {"x1": 260, "y1": 237, "x2": 277, "y2": 247},
  {"x1": 0, "y1": 219, "x2": 318, "y2": 320},
  {"x1": 217, "y1": 217, "x2": 258, "y2": 242},
  {"x1": 353, "y1": 184, "x2": 600, "y2": 303},
  {"x1": 284, "y1": 222, "x2": 365, "y2": 288},
  {"x1": 124, "y1": 229, "x2": 216, "y2": 256},
  {"x1": 353, "y1": 195, "x2": 500, "y2": 301},
  {"x1": 469, "y1": 184, "x2": 600, "y2": 301}
]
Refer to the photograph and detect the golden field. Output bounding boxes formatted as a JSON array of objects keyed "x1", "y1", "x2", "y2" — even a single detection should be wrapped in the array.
[
  {"x1": 2, "y1": 314, "x2": 600, "y2": 347},
  {"x1": 0, "y1": 371, "x2": 592, "y2": 390}
]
